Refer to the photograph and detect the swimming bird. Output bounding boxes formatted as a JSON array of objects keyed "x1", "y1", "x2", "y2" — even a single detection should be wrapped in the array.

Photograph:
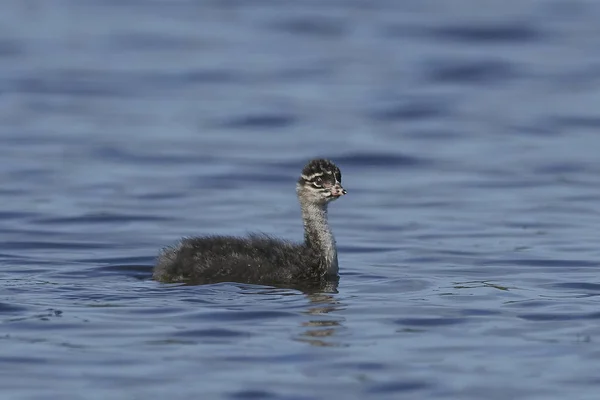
[{"x1": 153, "y1": 158, "x2": 346, "y2": 285}]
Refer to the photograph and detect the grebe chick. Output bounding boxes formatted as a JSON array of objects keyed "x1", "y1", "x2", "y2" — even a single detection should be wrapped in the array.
[{"x1": 153, "y1": 159, "x2": 347, "y2": 285}]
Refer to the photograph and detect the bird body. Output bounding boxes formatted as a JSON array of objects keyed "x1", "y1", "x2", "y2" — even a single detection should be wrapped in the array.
[{"x1": 153, "y1": 159, "x2": 346, "y2": 285}]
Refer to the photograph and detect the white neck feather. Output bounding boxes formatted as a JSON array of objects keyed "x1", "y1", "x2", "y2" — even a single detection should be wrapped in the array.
[{"x1": 299, "y1": 200, "x2": 339, "y2": 276}]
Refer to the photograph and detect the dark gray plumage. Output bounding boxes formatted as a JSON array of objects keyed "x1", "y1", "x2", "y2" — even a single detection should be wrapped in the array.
[{"x1": 153, "y1": 159, "x2": 346, "y2": 285}]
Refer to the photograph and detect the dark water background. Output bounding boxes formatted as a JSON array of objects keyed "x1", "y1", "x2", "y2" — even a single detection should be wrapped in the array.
[{"x1": 2, "y1": 1, "x2": 600, "y2": 399}]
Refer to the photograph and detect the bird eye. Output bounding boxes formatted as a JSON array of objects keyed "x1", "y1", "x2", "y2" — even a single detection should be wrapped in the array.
[{"x1": 315, "y1": 177, "x2": 323, "y2": 185}]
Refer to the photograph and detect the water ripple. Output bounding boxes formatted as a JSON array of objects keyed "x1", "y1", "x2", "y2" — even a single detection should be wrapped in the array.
[
  {"x1": 267, "y1": 17, "x2": 348, "y2": 37},
  {"x1": 427, "y1": 22, "x2": 545, "y2": 44},
  {"x1": 367, "y1": 380, "x2": 431, "y2": 394},
  {"x1": 424, "y1": 59, "x2": 518, "y2": 84},
  {"x1": 219, "y1": 114, "x2": 297, "y2": 129},
  {"x1": 369, "y1": 99, "x2": 450, "y2": 122},
  {"x1": 335, "y1": 152, "x2": 428, "y2": 167},
  {"x1": 171, "y1": 328, "x2": 251, "y2": 339},
  {"x1": 518, "y1": 312, "x2": 600, "y2": 322},
  {"x1": 394, "y1": 317, "x2": 467, "y2": 327}
]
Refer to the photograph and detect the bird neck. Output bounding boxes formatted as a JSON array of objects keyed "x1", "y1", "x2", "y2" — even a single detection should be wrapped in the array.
[{"x1": 299, "y1": 200, "x2": 338, "y2": 276}]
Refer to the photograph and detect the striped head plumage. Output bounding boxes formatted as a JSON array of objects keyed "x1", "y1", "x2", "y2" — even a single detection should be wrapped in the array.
[{"x1": 297, "y1": 159, "x2": 346, "y2": 204}]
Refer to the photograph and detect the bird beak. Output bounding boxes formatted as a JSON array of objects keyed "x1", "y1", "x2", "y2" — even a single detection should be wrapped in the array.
[{"x1": 331, "y1": 183, "x2": 346, "y2": 197}]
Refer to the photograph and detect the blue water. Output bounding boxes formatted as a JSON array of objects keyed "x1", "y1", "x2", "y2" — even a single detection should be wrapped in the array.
[{"x1": 2, "y1": 1, "x2": 600, "y2": 399}]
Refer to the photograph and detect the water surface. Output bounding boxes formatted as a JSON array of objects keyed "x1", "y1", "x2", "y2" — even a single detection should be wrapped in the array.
[{"x1": 2, "y1": 1, "x2": 600, "y2": 399}]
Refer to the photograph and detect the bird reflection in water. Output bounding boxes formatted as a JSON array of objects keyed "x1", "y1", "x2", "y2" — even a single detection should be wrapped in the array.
[{"x1": 296, "y1": 281, "x2": 347, "y2": 347}]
